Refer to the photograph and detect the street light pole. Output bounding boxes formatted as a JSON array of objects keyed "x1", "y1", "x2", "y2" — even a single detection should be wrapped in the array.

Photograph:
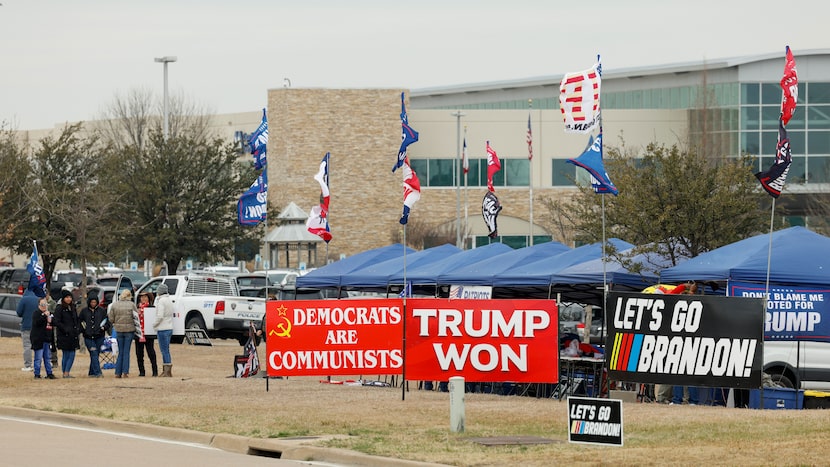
[{"x1": 154, "y1": 56, "x2": 177, "y2": 140}]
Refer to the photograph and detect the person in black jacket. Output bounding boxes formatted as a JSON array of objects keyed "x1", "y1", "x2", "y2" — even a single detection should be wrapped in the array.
[
  {"x1": 31, "y1": 297, "x2": 56, "y2": 379},
  {"x1": 79, "y1": 296, "x2": 109, "y2": 378},
  {"x1": 54, "y1": 290, "x2": 80, "y2": 378}
]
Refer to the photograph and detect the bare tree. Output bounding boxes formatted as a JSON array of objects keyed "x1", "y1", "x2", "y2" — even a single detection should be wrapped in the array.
[{"x1": 94, "y1": 87, "x2": 215, "y2": 150}]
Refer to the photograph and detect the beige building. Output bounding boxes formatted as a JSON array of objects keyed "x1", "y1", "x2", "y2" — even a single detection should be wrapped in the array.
[{"x1": 11, "y1": 50, "x2": 830, "y2": 270}]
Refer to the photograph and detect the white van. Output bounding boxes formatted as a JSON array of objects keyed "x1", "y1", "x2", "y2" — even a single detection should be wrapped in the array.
[{"x1": 764, "y1": 341, "x2": 830, "y2": 390}]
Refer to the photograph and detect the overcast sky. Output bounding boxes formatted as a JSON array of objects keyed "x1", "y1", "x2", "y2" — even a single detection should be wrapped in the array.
[{"x1": 1, "y1": 0, "x2": 825, "y2": 130}]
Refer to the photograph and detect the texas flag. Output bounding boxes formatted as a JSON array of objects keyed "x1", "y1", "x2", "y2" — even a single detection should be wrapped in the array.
[{"x1": 306, "y1": 153, "x2": 332, "y2": 242}]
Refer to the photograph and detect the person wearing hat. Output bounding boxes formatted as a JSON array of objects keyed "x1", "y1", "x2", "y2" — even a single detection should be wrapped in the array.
[
  {"x1": 15, "y1": 283, "x2": 45, "y2": 372},
  {"x1": 134, "y1": 292, "x2": 158, "y2": 377},
  {"x1": 153, "y1": 283, "x2": 174, "y2": 377},
  {"x1": 108, "y1": 288, "x2": 138, "y2": 378},
  {"x1": 53, "y1": 289, "x2": 80, "y2": 378},
  {"x1": 79, "y1": 295, "x2": 110, "y2": 378}
]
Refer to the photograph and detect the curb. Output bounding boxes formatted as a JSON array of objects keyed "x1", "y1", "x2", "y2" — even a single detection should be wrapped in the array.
[{"x1": 0, "y1": 406, "x2": 447, "y2": 467}]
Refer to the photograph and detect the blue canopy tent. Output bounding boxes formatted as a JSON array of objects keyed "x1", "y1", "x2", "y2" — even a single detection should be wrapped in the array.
[
  {"x1": 297, "y1": 243, "x2": 414, "y2": 289},
  {"x1": 492, "y1": 239, "x2": 634, "y2": 298},
  {"x1": 438, "y1": 241, "x2": 571, "y2": 287},
  {"x1": 388, "y1": 242, "x2": 514, "y2": 296},
  {"x1": 547, "y1": 246, "x2": 675, "y2": 306},
  {"x1": 660, "y1": 226, "x2": 830, "y2": 288},
  {"x1": 339, "y1": 243, "x2": 462, "y2": 292}
]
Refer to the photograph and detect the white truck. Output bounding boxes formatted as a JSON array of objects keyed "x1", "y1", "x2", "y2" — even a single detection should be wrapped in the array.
[{"x1": 119, "y1": 273, "x2": 265, "y2": 345}]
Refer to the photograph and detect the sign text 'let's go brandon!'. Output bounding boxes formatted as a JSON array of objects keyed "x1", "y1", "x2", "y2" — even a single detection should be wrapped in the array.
[{"x1": 606, "y1": 292, "x2": 763, "y2": 388}]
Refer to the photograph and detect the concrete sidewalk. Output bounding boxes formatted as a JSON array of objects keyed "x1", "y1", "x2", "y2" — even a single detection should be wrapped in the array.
[{"x1": 0, "y1": 406, "x2": 448, "y2": 467}]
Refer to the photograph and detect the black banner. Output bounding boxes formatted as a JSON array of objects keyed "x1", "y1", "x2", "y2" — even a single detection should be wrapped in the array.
[
  {"x1": 568, "y1": 396, "x2": 623, "y2": 446},
  {"x1": 605, "y1": 292, "x2": 764, "y2": 388}
]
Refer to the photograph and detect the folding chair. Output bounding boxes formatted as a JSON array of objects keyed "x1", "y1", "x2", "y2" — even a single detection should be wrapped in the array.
[{"x1": 99, "y1": 337, "x2": 117, "y2": 370}]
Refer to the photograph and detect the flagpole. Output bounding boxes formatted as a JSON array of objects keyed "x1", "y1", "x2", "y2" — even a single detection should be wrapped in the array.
[
  {"x1": 463, "y1": 127, "x2": 469, "y2": 249},
  {"x1": 401, "y1": 226, "x2": 408, "y2": 401},
  {"x1": 528, "y1": 100, "x2": 534, "y2": 247},
  {"x1": 453, "y1": 111, "x2": 465, "y2": 248}
]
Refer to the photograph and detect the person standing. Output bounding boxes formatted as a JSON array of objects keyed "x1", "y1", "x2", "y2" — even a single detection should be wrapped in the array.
[
  {"x1": 53, "y1": 290, "x2": 80, "y2": 378},
  {"x1": 153, "y1": 283, "x2": 174, "y2": 377},
  {"x1": 134, "y1": 292, "x2": 158, "y2": 377},
  {"x1": 108, "y1": 289, "x2": 138, "y2": 378},
  {"x1": 15, "y1": 285, "x2": 44, "y2": 372},
  {"x1": 79, "y1": 296, "x2": 109, "y2": 378},
  {"x1": 31, "y1": 297, "x2": 56, "y2": 379}
]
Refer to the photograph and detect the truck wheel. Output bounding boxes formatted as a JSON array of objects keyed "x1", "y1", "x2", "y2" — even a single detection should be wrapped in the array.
[
  {"x1": 768, "y1": 370, "x2": 795, "y2": 389},
  {"x1": 186, "y1": 316, "x2": 207, "y2": 332}
]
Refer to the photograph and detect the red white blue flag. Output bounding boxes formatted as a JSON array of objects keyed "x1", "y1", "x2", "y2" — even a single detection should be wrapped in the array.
[
  {"x1": 780, "y1": 46, "x2": 798, "y2": 126},
  {"x1": 237, "y1": 171, "x2": 268, "y2": 225},
  {"x1": 567, "y1": 133, "x2": 618, "y2": 195},
  {"x1": 559, "y1": 61, "x2": 601, "y2": 133},
  {"x1": 27, "y1": 241, "x2": 47, "y2": 296},
  {"x1": 486, "y1": 141, "x2": 501, "y2": 192},
  {"x1": 306, "y1": 153, "x2": 332, "y2": 242},
  {"x1": 462, "y1": 134, "x2": 469, "y2": 175},
  {"x1": 527, "y1": 113, "x2": 533, "y2": 160},
  {"x1": 755, "y1": 117, "x2": 792, "y2": 198},
  {"x1": 393, "y1": 93, "x2": 419, "y2": 173},
  {"x1": 400, "y1": 156, "x2": 421, "y2": 225},
  {"x1": 248, "y1": 109, "x2": 268, "y2": 170}
]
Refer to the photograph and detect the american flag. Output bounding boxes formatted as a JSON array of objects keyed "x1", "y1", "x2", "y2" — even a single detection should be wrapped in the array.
[
  {"x1": 527, "y1": 113, "x2": 533, "y2": 160},
  {"x1": 462, "y1": 135, "x2": 469, "y2": 175},
  {"x1": 237, "y1": 324, "x2": 260, "y2": 378}
]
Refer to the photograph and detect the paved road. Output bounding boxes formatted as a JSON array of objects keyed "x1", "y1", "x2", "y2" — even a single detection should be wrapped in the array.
[{"x1": 0, "y1": 415, "x2": 340, "y2": 467}]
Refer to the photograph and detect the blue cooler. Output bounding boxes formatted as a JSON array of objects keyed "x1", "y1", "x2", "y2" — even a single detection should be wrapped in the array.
[{"x1": 749, "y1": 388, "x2": 804, "y2": 409}]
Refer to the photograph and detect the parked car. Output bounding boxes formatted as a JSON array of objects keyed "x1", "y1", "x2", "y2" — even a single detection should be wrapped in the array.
[
  {"x1": 254, "y1": 268, "x2": 300, "y2": 287},
  {"x1": 559, "y1": 302, "x2": 604, "y2": 345},
  {"x1": 0, "y1": 293, "x2": 23, "y2": 337},
  {"x1": 235, "y1": 273, "x2": 282, "y2": 297},
  {"x1": 276, "y1": 284, "x2": 349, "y2": 300},
  {"x1": 120, "y1": 270, "x2": 150, "y2": 290},
  {"x1": 0, "y1": 268, "x2": 30, "y2": 295}
]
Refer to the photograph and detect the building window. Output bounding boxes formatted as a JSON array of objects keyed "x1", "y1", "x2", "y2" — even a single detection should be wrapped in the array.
[
  {"x1": 808, "y1": 131, "x2": 830, "y2": 154},
  {"x1": 808, "y1": 106, "x2": 830, "y2": 129},
  {"x1": 809, "y1": 83, "x2": 830, "y2": 104},
  {"x1": 504, "y1": 159, "x2": 530, "y2": 186},
  {"x1": 741, "y1": 83, "x2": 760, "y2": 105},
  {"x1": 411, "y1": 158, "x2": 528, "y2": 188},
  {"x1": 808, "y1": 155, "x2": 830, "y2": 183},
  {"x1": 552, "y1": 159, "x2": 576, "y2": 186}
]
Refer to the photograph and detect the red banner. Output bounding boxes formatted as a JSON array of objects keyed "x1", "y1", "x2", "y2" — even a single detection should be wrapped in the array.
[
  {"x1": 264, "y1": 298, "x2": 559, "y2": 382},
  {"x1": 405, "y1": 298, "x2": 559, "y2": 383},
  {"x1": 264, "y1": 299, "x2": 404, "y2": 377}
]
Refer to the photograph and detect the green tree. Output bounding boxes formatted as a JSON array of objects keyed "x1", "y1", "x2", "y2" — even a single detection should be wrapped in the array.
[
  {"x1": 11, "y1": 123, "x2": 127, "y2": 293},
  {"x1": 0, "y1": 123, "x2": 33, "y2": 248},
  {"x1": 114, "y1": 131, "x2": 257, "y2": 274},
  {"x1": 542, "y1": 141, "x2": 767, "y2": 273}
]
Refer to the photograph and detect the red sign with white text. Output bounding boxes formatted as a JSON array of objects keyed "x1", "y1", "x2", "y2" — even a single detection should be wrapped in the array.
[
  {"x1": 264, "y1": 299, "x2": 403, "y2": 377},
  {"x1": 405, "y1": 298, "x2": 559, "y2": 383}
]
